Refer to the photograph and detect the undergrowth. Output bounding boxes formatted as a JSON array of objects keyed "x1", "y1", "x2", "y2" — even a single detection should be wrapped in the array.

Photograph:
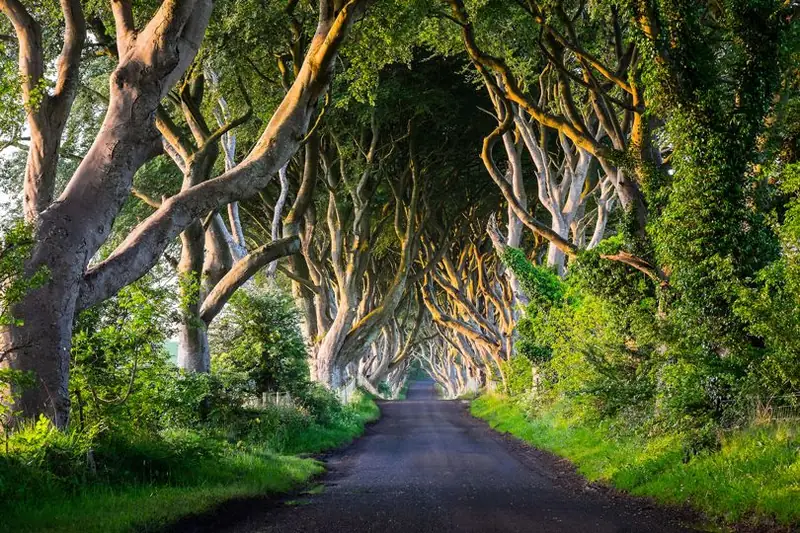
[{"x1": 0, "y1": 392, "x2": 378, "y2": 533}]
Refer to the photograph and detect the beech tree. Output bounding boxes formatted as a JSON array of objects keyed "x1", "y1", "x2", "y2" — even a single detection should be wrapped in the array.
[
  {"x1": 293, "y1": 114, "x2": 427, "y2": 388},
  {"x1": 0, "y1": 0, "x2": 369, "y2": 427},
  {"x1": 406, "y1": 0, "x2": 796, "y2": 402},
  {"x1": 440, "y1": 0, "x2": 666, "y2": 282},
  {"x1": 277, "y1": 58, "x2": 486, "y2": 388},
  {"x1": 357, "y1": 298, "x2": 423, "y2": 392}
]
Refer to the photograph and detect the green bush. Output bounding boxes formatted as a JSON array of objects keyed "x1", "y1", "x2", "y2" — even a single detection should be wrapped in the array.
[
  {"x1": 70, "y1": 280, "x2": 175, "y2": 433},
  {"x1": 211, "y1": 290, "x2": 310, "y2": 396},
  {"x1": 296, "y1": 383, "x2": 346, "y2": 425},
  {"x1": 0, "y1": 386, "x2": 379, "y2": 533},
  {"x1": 735, "y1": 259, "x2": 800, "y2": 399},
  {"x1": 501, "y1": 356, "x2": 534, "y2": 397}
]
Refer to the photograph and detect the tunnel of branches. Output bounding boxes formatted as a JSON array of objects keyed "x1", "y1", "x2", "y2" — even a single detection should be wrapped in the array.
[{"x1": 1, "y1": 0, "x2": 799, "y2": 426}]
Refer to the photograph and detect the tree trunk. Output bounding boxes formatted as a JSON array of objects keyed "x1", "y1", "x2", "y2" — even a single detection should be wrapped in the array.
[
  {"x1": 312, "y1": 304, "x2": 357, "y2": 388},
  {"x1": 546, "y1": 216, "x2": 569, "y2": 275},
  {"x1": 3, "y1": 268, "x2": 77, "y2": 428},
  {"x1": 500, "y1": 130, "x2": 528, "y2": 309},
  {"x1": 589, "y1": 197, "x2": 611, "y2": 249},
  {"x1": 177, "y1": 220, "x2": 209, "y2": 372},
  {"x1": 177, "y1": 323, "x2": 210, "y2": 373}
]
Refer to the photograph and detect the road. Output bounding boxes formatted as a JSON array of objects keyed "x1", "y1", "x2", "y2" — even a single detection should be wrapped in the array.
[{"x1": 217, "y1": 379, "x2": 696, "y2": 533}]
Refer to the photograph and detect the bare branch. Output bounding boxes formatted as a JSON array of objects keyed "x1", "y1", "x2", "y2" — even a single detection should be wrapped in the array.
[
  {"x1": 111, "y1": 1, "x2": 135, "y2": 54},
  {"x1": 199, "y1": 236, "x2": 301, "y2": 324},
  {"x1": 131, "y1": 188, "x2": 162, "y2": 209}
]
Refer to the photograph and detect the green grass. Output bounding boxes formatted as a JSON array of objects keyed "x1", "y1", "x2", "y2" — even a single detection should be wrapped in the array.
[
  {"x1": 471, "y1": 394, "x2": 800, "y2": 527},
  {"x1": 272, "y1": 391, "x2": 380, "y2": 454},
  {"x1": 3, "y1": 450, "x2": 322, "y2": 533},
  {"x1": 0, "y1": 393, "x2": 379, "y2": 533}
]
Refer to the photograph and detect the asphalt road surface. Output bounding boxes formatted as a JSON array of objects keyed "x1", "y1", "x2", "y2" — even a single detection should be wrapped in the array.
[{"x1": 214, "y1": 379, "x2": 697, "y2": 533}]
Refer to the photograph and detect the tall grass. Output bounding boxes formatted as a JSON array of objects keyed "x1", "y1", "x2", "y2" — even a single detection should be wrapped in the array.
[
  {"x1": 0, "y1": 392, "x2": 379, "y2": 533},
  {"x1": 471, "y1": 394, "x2": 800, "y2": 527}
]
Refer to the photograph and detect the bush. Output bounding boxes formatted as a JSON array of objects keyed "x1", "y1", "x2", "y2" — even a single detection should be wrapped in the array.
[
  {"x1": 296, "y1": 383, "x2": 345, "y2": 425},
  {"x1": 211, "y1": 290, "x2": 310, "y2": 396},
  {"x1": 501, "y1": 356, "x2": 534, "y2": 397},
  {"x1": 501, "y1": 237, "x2": 765, "y2": 430},
  {"x1": 734, "y1": 259, "x2": 800, "y2": 398},
  {"x1": 70, "y1": 280, "x2": 175, "y2": 433}
]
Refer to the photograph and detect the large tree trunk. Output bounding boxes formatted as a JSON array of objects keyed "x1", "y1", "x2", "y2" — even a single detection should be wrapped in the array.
[
  {"x1": 2, "y1": 265, "x2": 78, "y2": 428},
  {"x1": 4, "y1": 97, "x2": 177, "y2": 426},
  {"x1": 177, "y1": 324, "x2": 210, "y2": 373},
  {"x1": 2, "y1": 0, "x2": 214, "y2": 426},
  {"x1": 312, "y1": 300, "x2": 357, "y2": 389},
  {"x1": 285, "y1": 136, "x2": 321, "y2": 342}
]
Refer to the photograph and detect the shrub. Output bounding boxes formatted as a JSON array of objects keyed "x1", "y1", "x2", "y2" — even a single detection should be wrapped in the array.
[
  {"x1": 296, "y1": 383, "x2": 345, "y2": 425},
  {"x1": 211, "y1": 290, "x2": 310, "y2": 396},
  {"x1": 70, "y1": 280, "x2": 175, "y2": 433},
  {"x1": 501, "y1": 356, "x2": 534, "y2": 397}
]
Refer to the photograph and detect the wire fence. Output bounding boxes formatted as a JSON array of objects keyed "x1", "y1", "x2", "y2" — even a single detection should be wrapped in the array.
[
  {"x1": 337, "y1": 379, "x2": 357, "y2": 404},
  {"x1": 720, "y1": 393, "x2": 800, "y2": 429},
  {"x1": 244, "y1": 391, "x2": 295, "y2": 410},
  {"x1": 242, "y1": 380, "x2": 359, "y2": 411}
]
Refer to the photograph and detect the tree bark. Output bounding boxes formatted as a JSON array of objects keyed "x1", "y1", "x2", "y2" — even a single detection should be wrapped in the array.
[
  {"x1": 177, "y1": 220, "x2": 208, "y2": 372},
  {"x1": 1, "y1": 0, "x2": 86, "y2": 222},
  {"x1": 199, "y1": 236, "x2": 301, "y2": 324}
]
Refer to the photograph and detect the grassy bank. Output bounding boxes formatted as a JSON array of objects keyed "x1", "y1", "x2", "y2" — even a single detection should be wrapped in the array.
[
  {"x1": 472, "y1": 394, "x2": 800, "y2": 528},
  {"x1": 0, "y1": 393, "x2": 379, "y2": 533}
]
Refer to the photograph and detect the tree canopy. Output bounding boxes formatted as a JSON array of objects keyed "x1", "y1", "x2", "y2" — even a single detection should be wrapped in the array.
[{"x1": 0, "y1": 0, "x2": 798, "y2": 448}]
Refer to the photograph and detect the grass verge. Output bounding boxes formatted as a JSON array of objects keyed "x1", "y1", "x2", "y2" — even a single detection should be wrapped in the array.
[
  {"x1": 1, "y1": 393, "x2": 379, "y2": 533},
  {"x1": 471, "y1": 394, "x2": 800, "y2": 528}
]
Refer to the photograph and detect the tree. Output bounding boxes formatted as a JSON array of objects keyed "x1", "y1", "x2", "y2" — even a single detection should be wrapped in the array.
[{"x1": 1, "y1": 0, "x2": 368, "y2": 427}]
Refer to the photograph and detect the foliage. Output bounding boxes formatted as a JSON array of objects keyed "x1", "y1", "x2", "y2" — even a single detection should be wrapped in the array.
[
  {"x1": 0, "y1": 386, "x2": 378, "y2": 533},
  {"x1": 208, "y1": 290, "x2": 363, "y2": 425},
  {"x1": 500, "y1": 247, "x2": 564, "y2": 365},
  {"x1": 70, "y1": 280, "x2": 174, "y2": 432},
  {"x1": 500, "y1": 356, "x2": 534, "y2": 397},
  {"x1": 0, "y1": 262, "x2": 382, "y2": 532},
  {"x1": 734, "y1": 258, "x2": 800, "y2": 398},
  {"x1": 377, "y1": 380, "x2": 392, "y2": 397},
  {"x1": 500, "y1": 247, "x2": 563, "y2": 307},
  {"x1": 0, "y1": 220, "x2": 49, "y2": 329},
  {"x1": 504, "y1": 240, "x2": 769, "y2": 430},
  {"x1": 211, "y1": 290, "x2": 309, "y2": 396},
  {"x1": 0, "y1": 426, "x2": 322, "y2": 533},
  {"x1": 2, "y1": 0, "x2": 800, "y2": 528}
]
